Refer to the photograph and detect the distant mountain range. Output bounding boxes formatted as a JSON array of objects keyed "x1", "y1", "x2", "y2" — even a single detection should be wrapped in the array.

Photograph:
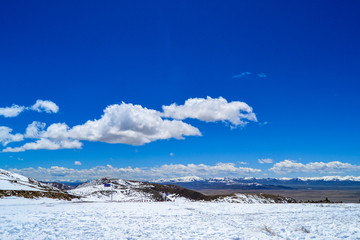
[{"x1": 153, "y1": 176, "x2": 360, "y2": 191}]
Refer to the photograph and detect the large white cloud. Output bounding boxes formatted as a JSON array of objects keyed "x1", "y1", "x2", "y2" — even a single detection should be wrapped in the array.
[
  {"x1": 68, "y1": 103, "x2": 201, "y2": 145},
  {"x1": 9, "y1": 162, "x2": 261, "y2": 182},
  {"x1": 162, "y1": 96, "x2": 257, "y2": 126},
  {"x1": 269, "y1": 160, "x2": 360, "y2": 174},
  {"x1": 0, "y1": 100, "x2": 59, "y2": 118},
  {"x1": 1, "y1": 97, "x2": 256, "y2": 152},
  {"x1": 0, "y1": 127, "x2": 24, "y2": 146}
]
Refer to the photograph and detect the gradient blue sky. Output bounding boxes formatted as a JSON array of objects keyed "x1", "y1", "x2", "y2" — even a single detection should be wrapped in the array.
[{"x1": 1, "y1": 0, "x2": 360, "y2": 181}]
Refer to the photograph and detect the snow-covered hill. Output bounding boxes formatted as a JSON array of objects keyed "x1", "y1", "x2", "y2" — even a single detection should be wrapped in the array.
[
  {"x1": 0, "y1": 168, "x2": 77, "y2": 200},
  {"x1": 68, "y1": 178, "x2": 165, "y2": 202},
  {"x1": 0, "y1": 168, "x2": 58, "y2": 191}
]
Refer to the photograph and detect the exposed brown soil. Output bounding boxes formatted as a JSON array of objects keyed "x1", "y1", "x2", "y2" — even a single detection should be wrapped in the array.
[{"x1": 0, "y1": 190, "x2": 79, "y2": 201}]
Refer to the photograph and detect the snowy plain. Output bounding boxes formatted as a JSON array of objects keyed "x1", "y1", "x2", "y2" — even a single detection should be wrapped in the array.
[{"x1": 1, "y1": 197, "x2": 359, "y2": 240}]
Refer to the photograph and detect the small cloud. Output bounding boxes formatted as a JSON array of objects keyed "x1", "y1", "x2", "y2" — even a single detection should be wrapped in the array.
[
  {"x1": 170, "y1": 152, "x2": 174, "y2": 156},
  {"x1": 30, "y1": 100, "x2": 59, "y2": 114},
  {"x1": 258, "y1": 121, "x2": 268, "y2": 126},
  {"x1": 17, "y1": 158, "x2": 23, "y2": 161},
  {"x1": 258, "y1": 158, "x2": 273, "y2": 164},
  {"x1": 233, "y1": 72, "x2": 252, "y2": 79},
  {"x1": 74, "y1": 161, "x2": 82, "y2": 166},
  {"x1": 257, "y1": 73, "x2": 267, "y2": 78},
  {"x1": 233, "y1": 72, "x2": 267, "y2": 79},
  {"x1": 237, "y1": 161, "x2": 247, "y2": 165},
  {"x1": 0, "y1": 99, "x2": 59, "y2": 118}
]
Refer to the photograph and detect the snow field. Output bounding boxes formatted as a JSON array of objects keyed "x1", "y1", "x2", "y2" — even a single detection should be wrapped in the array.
[{"x1": 0, "y1": 198, "x2": 359, "y2": 240}]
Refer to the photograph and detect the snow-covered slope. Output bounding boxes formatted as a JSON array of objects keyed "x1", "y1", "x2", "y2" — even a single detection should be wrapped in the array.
[
  {"x1": 68, "y1": 178, "x2": 166, "y2": 202},
  {"x1": 0, "y1": 168, "x2": 78, "y2": 200},
  {"x1": 214, "y1": 193, "x2": 294, "y2": 203},
  {"x1": 0, "y1": 168, "x2": 58, "y2": 191}
]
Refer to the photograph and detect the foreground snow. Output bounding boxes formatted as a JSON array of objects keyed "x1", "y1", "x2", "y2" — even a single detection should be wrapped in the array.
[{"x1": 0, "y1": 198, "x2": 359, "y2": 239}]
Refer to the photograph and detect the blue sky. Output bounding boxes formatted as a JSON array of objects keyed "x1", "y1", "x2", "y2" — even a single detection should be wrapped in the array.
[{"x1": 1, "y1": 0, "x2": 360, "y2": 181}]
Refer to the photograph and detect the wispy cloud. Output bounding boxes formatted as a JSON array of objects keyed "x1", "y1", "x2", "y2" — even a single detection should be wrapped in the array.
[
  {"x1": 258, "y1": 158, "x2": 273, "y2": 164},
  {"x1": 0, "y1": 100, "x2": 59, "y2": 118},
  {"x1": 9, "y1": 162, "x2": 262, "y2": 182},
  {"x1": 257, "y1": 73, "x2": 267, "y2": 78},
  {"x1": 232, "y1": 72, "x2": 267, "y2": 79},
  {"x1": 232, "y1": 72, "x2": 252, "y2": 79},
  {"x1": 2, "y1": 97, "x2": 257, "y2": 152},
  {"x1": 269, "y1": 160, "x2": 360, "y2": 174}
]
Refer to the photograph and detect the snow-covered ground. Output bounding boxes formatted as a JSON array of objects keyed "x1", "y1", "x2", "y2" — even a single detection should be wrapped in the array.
[{"x1": 1, "y1": 197, "x2": 359, "y2": 240}]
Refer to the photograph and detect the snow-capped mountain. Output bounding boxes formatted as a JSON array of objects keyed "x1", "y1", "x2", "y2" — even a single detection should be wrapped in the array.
[
  {"x1": 154, "y1": 175, "x2": 360, "y2": 183},
  {"x1": 153, "y1": 175, "x2": 360, "y2": 191},
  {"x1": 155, "y1": 176, "x2": 204, "y2": 183}
]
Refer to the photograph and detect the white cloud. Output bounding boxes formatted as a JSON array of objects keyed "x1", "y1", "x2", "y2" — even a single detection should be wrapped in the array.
[
  {"x1": 37, "y1": 103, "x2": 201, "y2": 146},
  {"x1": 0, "y1": 105, "x2": 25, "y2": 117},
  {"x1": 0, "y1": 100, "x2": 59, "y2": 118},
  {"x1": 9, "y1": 162, "x2": 261, "y2": 182},
  {"x1": 30, "y1": 100, "x2": 59, "y2": 113},
  {"x1": 2, "y1": 102, "x2": 201, "y2": 151},
  {"x1": 25, "y1": 121, "x2": 46, "y2": 138},
  {"x1": 162, "y1": 96, "x2": 257, "y2": 126},
  {"x1": 258, "y1": 158, "x2": 273, "y2": 164},
  {"x1": 269, "y1": 160, "x2": 360, "y2": 174},
  {"x1": 170, "y1": 152, "x2": 174, "y2": 156},
  {"x1": 2, "y1": 97, "x2": 256, "y2": 152},
  {"x1": 2, "y1": 138, "x2": 82, "y2": 152},
  {"x1": 68, "y1": 103, "x2": 201, "y2": 145},
  {"x1": 74, "y1": 161, "x2": 82, "y2": 166},
  {"x1": 0, "y1": 127, "x2": 24, "y2": 146}
]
